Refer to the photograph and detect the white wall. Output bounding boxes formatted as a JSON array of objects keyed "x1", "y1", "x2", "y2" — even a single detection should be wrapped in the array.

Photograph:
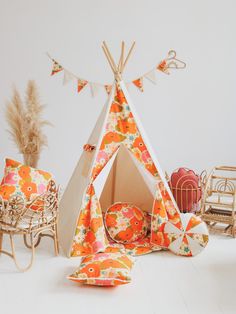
[{"x1": 0, "y1": 0, "x2": 235, "y2": 189}]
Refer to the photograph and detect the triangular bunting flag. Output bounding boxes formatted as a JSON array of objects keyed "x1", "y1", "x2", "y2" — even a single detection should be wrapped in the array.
[
  {"x1": 104, "y1": 84, "x2": 112, "y2": 95},
  {"x1": 77, "y1": 79, "x2": 88, "y2": 93},
  {"x1": 51, "y1": 60, "x2": 63, "y2": 76},
  {"x1": 90, "y1": 82, "x2": 101, "y2": 97},
  {"x1": 144, "y1": 69, "x2": 156, "y2": 84},
  {"x1": 157, "y1": 60, "x2": 169, "y2": 74},
  {"x1": 63, "y1": 70, "x2": 75, "y2": 85},
  {"x1": 132, "y1": 77, "x2": 144, "y2": 92}
]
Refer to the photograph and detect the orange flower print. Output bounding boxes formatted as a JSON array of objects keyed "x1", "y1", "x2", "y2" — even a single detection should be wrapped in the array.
[
  {"x1": 117, "y1": 119, "x2": 137, "y2": 134},
  {"x1": 100, "y1": 259, "x2": 124, "y2": 269},
  {"x1": 130, "y1": 217, "x2": 143, "y2": 232},
  {"x1": 151, "y1": 231, "x2": 164, "y2": 246},
  {"x1": 71, "y1": 244, "x2": 91, "y2": 256},
  {"x1": 80, "y1": 263, "x2": 100, "y2": 278},
  {"x1": 5, "y1": 158, "x2": 21, "y2": 168},
  {"x1": 90, "y1": 217, "x2": 103, "y2": 233},
  {"x1": 18, "y1": 166, "x2": 31, "y2": 180},
  {"x1": 133, "y1": 207, "x2": 144, "y2": 220},
  {"x1": 123, "y1": 243, "x2": 135, "y2": 250},
  {"x1": 100, "y1": 132, "x2": 126, "y2": 149},
  {"x1": 104, "y1": 247, "x2": 122, "y2": 254},
  {"x1": 145, "y1": 163, "x2": 158, "y2": 176},
  {"x1": 105, "y1": 214, "x2": 117, "y2": 228},
  {"x1": 77, "y1": 211, "x2": 90, "y2": 228},
  {"x1": 135, "y1": 247, "x2": 152, "y2": 255},
  {"x1": 110, "y1": 102, "x2": 123, "y2": 113},
  {"x1": 117, "y1": 228, "x2": 134, "y2": 242},
  {"x1": 118, "y1": 255, "x2": 134, "y2": 268},
  {"x1": 0, "y1": 185, "x2": 16, "y2": 200},
  {"x1": 84, "y1": 230, "x2": 96, "y2": 244},
  {"x1": 133, "y1": 136, "x2": 147, "y2": 152},
  {"x1": 20, "y1": 182, "x2": 37, "y2": 199},
  {"x1": 116, "y1": 88, "x2": 127, "y2": 104}
]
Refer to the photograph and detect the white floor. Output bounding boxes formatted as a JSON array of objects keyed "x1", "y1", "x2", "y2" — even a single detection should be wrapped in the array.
[{"x1": 1, "y1": 234, "x2": 236, "y2": 314}]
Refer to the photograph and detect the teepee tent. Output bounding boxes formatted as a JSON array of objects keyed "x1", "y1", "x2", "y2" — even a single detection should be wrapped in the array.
[{"x1": 58, "y1": 42, "x2": 208, "y2": 257}]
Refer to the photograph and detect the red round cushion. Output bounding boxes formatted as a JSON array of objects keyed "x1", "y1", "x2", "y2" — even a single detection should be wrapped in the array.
[
  {"x1": 170, "y1": 168, "x2": 202, "y2": 211},
  {"x1": 105, "y1": 202, "x2": 148, "y2": 244}
]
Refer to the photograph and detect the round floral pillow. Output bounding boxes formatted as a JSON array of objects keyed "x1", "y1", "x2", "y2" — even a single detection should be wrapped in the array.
[{"x1": 104, "y1": 202, "x2": 148, "y2": 244}]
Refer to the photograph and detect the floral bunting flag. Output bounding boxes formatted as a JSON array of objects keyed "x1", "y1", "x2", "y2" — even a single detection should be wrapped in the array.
[
  {"x1": 157, "y1": 60, "x2": 169, "y2": 74},
  {"x1": 51, "y1": 60, "x2": 63, "y2": 76},
  {"x1": 132, "y1": 77, "x2": 144, "y2": 92},
  {"x1": 144, "y1": 69, "x2": 156, "y2": 84},
  {"x1": 77, "y1": 79, "x2": 88, "y2": 93},
  {"x1": 63, "y1": 70, "x2": 75, "y2": 85},
  {"x1": 104, "y1": 84, "x2": 112, "y2": 95}
]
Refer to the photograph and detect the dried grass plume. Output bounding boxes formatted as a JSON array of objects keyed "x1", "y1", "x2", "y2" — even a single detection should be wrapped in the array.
[{"x1": 6, "y1": 81, "x2": 51, "y2": 168}]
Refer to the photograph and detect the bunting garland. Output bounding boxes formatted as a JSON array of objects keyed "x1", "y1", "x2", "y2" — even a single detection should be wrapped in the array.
[{"x1": 47, "y1": 49, "x2": 185, "y2": 97}]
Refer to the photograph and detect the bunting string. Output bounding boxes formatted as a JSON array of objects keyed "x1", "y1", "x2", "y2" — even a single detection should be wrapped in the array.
[{"x1": 47, "y1": 50, "x2": 186, "y2": 96}]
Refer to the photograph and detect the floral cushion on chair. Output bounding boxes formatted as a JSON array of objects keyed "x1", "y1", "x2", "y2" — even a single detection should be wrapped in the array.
[
  {"x1": 67, "y1": 252, "x2": 135, "y2": 286},
  {"x1": 0, "y1": 158, "x2": 52, "y2": 201},
  {"x1": 104, "y1": 202, "x2": 148, "y2": 244}
]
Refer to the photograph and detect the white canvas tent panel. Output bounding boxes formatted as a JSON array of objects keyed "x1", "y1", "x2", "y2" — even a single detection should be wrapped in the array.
[
  {"x1": 58, "y1": 86, "x2": 115, "y2": 256},
  {"x1": 99, "y1": 144, "x2": 155, "y2": 214}
]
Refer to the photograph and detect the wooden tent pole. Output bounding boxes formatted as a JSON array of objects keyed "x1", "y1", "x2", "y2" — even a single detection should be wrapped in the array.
[
  {"x1": 122, "y1": 41, "x2": 136, "y2": 71},
  {"x1": 102, "y1": 45, "x2": 116, "y2": 74},
  {"x1": 118, "y1": 41, "x2": 125, "y2": 73},
  {"x1": 103, "y1": 41, "x2": 118, "y2": 73}
]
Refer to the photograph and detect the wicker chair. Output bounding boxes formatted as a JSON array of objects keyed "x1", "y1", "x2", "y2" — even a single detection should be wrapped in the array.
[
  {"x1": 200, "y1": 166, "x2": 236, "y2": 237},
  {"x1": 0, "y1": 180, "x2": 59, "y2": 271}
]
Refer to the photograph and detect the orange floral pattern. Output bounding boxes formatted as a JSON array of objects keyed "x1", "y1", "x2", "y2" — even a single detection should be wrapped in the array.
[
  {"x1": 0, "y1": 158, "x2": 52, "y2": 202},
  {"x1": 0, "y1": 185, "x2": 16, "y2": 200},
  {"x1": 67, "y1": 252, "x2": 135, "y2": 286},
  {"x1": 71, "y1": 184, "x2": 109, "y2": 257},
  {"x1": 150, "y1": 182, "x2": 181, "y2": 248},
  {"x1": 105, "y1": 203, "x2": 148, "y2": 244},
  {"x1": 91, "y1": 85, "x2": 159, "y2": 180}
]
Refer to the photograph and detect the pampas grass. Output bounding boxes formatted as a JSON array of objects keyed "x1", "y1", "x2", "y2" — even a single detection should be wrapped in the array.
[{"x1": 6, "y1": 80, "x2": 51, "y2": 168}]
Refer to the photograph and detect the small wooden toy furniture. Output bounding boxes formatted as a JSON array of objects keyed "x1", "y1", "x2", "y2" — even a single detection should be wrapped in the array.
[
  {"x1": 200, "y1": 166, "x2": 236, "y2": 237},
  {"x1": 0, "y1": 180, "x2": 59, "y2": 271}
]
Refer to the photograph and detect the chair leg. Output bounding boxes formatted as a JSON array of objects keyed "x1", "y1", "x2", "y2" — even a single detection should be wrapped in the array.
[
  {"x1": 0, "y1": 232, "x2": 3, "y2": 255},
  {"x1": 10, "y1": 233, "x2": 35, "y2": 272},
  {"x1": 53, "y1": 224, "x2": 59, "y2": 256}
]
